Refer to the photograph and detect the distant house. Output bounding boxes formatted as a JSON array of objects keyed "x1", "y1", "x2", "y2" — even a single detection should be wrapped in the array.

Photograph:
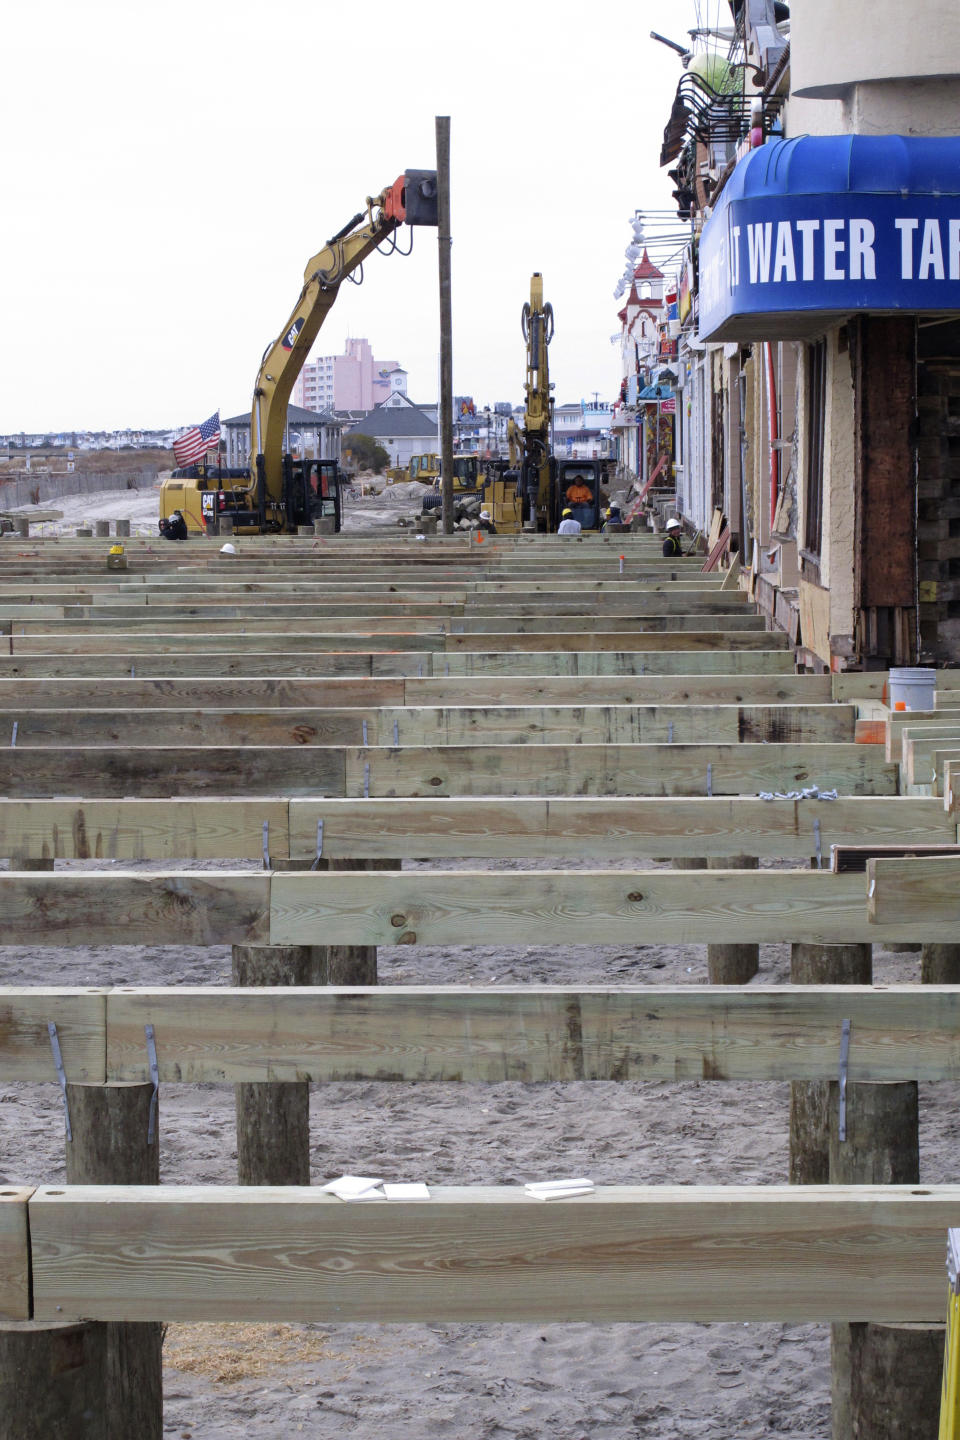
[
  {"x1": 222, "y1": 405, "x2": 343, "y2": 469},
  {"x1": 344, "y1": 401, "x2": 439, "y2": 470}
]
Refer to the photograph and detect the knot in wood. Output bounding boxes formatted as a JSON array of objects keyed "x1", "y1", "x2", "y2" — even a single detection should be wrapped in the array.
[
  {"x1": 428, "y1": 776, "x2": 443, "y2": 787},
  {"x1": 397, "y1": 931, "x2": 417, "y2": 944},
  {"x1": 390, "y1": 913, "x2": 407, "y2": 927},
  {"x1": 627, "y1": 891, "x2": 644, "y2": 903}
]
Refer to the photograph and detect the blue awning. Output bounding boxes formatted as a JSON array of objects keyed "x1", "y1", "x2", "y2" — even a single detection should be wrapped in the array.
[{"x1": 698, "y1": 135, "x2": 960, "y2": 342}]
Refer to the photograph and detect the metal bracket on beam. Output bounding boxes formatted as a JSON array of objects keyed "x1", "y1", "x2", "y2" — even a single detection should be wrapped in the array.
[
  {"x1": 838, "y1": 1018, "x2": 851, "y2": 1142},
  {"x1": 362, "y1": 719, "x2": 368, "y2": 746},
  {"x1": 310, "y1": 818, "x2": 324, "y2": 870},
  {"x1": 48, "y1": 1022, "x2": 72, "y2": 1142},
  {"x1": 145, "y1": 1023, "x2": 160, "y2": 1146},
  {"x1": 393, "y1": 719, "x2": 400, "y2": 747},
  {"x1": 363, "y1": 762, "x2": 371, "y2": 799},
  {"x1": 707, "y1": 763, "x2": 713, "y2": 798},
  {"x1": 262, "y1": 821, "x2": 271, "y2": 870},
  {"x1": 813, "y1": 817, "x2": 823, "y2": 870},
  {"x1": 10, "y1": 721, "x2": 17, "y2": 748}
]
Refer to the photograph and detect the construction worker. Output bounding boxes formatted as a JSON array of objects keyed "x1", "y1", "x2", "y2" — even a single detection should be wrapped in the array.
[
  {"x1": 601, "y1": 505, "x2": 623, "y2": 532},
  {"x1": 477, "y1": 509, "x2": 497, "y2": 535},
  {"x1": 557, "y1": 507, "x2": 582, "y2": 536},
  {"x1": 565, "y1": 477, "x2": 592, "y2": 504},
  {"x1": 159, "y1": 510, "x2": 188, "y2": 541},
  {"x1": 662, "y1": 517, "x2": 684, "y2": 558}
]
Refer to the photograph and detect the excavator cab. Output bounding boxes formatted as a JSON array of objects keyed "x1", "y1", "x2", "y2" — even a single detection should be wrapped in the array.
[
  {"x1": 554, "y1": 459, "x2": 604, "y2": 532},
  {"x1": 282, "y1": 457, "x2": 343, "y2": 533}
]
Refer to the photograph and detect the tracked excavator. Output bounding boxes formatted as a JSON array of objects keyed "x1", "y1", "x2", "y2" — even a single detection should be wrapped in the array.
[
  {"x1": 487, "y1": 274, "x2": 604, "y2": 533},
  {"x1": 160, "y1": 170, "x2": 438, "y2": 535}
]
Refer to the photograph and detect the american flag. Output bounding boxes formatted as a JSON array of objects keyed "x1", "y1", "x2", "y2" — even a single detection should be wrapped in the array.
[{"x1": 173, "y1": 411, "x2": 221, "y2": 467}]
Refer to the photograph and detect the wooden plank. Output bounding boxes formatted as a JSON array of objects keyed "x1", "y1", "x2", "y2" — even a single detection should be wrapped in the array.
[
  {"x1": 0, "y1": 873, "x2": 270, "y2": 946},
  {"x1": 901, "y1": 725, "x2": 960, "y2": 785},
  {"x1": 342, "y1": 743, "x2": 896, "y2": 798},
  {"x1": 443, "y1": 630, "x2": 787, "y2": 653},
  {"x1": 886, "y1": 708, "x2": 960, "y2": 762},
  {"x1": 0, "y1": 677, "x2": 407, "y2": 709},
  {"x1": 27, "y1": 1184, "x2": 959, "y2": 1324},
  {"x1": 833, "y1": 843, "x2": 960, "y2": 874},
  {"x1": 867, "y1": 855, "x2": 960, "y2": 929},
  {"x1": 0, "y1": 704, "x2": 855, "y2": 749},
  {"x1": 0, "y1": 672, "x2": 833, "y2": 710},
  {"x1": 0, "y1": 1189, "x2": 32, "y2": 1321},
  {"x1": 0, "y1": 988, "x2": 105, "y2": 1081},
  {"x1": 265, "y1": 868, "x2": 925, "y2": 946},
  {"x1": 9, "y1": 611, "x2": 768, "y2": 635},
  {"x1": 288, "y1": 795, "x2": 952, "y2": 861},
  {"x1": 105, "y1": 984, "x2": 960, "y2": 1084},
  {"x1": 0, "y1": 867, "x2": 931, "y2": 947},
  {"x1": 0, "y1": 748, "x2": 345, "y2": 799},
  {"x1": 406, "y1": 674, "x2": 833, "y2": 705},
  {"x1": 7, "y1": 631, "x2": 441, "y2": 655},
  {"x1": 0, "y1": 799, "x2": 289, "y2": 862},
  {"x1": 438, "y1": 651, "x2": 798, "y2": 676}
]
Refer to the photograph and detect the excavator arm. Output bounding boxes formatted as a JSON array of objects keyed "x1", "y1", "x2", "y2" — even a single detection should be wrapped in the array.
[
  {"x1": 250, "y1": 170, "x2": 437, "y2": 517},
  {"x1": 519, "y1": 272, "x2": 555, "y2": 528}
]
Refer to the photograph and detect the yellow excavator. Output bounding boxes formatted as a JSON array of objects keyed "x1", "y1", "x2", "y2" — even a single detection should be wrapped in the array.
[
  {"x1": 160, "y1": 170, "x2": 438, "y2": 534},
  {"x1": 487, "y1": 274, "x2": 604, "y2": 533}
]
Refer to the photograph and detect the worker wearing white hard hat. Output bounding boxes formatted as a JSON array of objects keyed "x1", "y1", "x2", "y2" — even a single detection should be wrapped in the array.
[
  {"x1": 662, "y1": 517, "x2": 684, "y2": 559},
  {"x1": 477, "y1": 509, "x2": 497, "y2": 535}
]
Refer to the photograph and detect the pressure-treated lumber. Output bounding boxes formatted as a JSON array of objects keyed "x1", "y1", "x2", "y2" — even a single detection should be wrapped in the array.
[
  {"x1": 1, "y1": 794, "x2": 951, "y2": 865},
  {"x1": 0, "y1": 741, "x2": 897, "y2": 800},
  {"x1": 24, "y1": 1185, "x2": 960, "y2": 1325},
  {"x1": 867, "y1": 855, "x2": 960, "y2": 927},
  {"x1": 8, "y1": 868, "x2": 960, "y2": 946},
  {"x1": 100, "y1": 985, "x2": 960, "y2": 1085},
  {"x1": 0, "y1": 988, "x2": 105, "y2": 1081},
  {"x1": 5, "y1": 628, "x2": 785, "y2": 655},
  {"x1": 0, "y1": 1191, "x2": 31, "y2": 1320},
  {"x1": 9, "y1": 612, "x2": 769, "y2": 635},
  {"x1": 0, "y1": 672, "x2": 835, "y2": 707},
  {"x1": 0, "y1": 703, "x2": 856, "y2": 748},
  {"x1": 0, "y1": 648, "x2": 798, "y2": 678}
]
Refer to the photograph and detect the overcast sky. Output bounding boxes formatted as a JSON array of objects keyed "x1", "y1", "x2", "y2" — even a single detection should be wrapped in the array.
[{"x1": 3, "y1": 0, "x2": 706, "y2": 433}]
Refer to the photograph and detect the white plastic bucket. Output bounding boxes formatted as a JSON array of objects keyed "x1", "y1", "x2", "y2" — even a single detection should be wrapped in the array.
[{"x1": 888, "y1": 667, "x2": 937, "y2": 711}]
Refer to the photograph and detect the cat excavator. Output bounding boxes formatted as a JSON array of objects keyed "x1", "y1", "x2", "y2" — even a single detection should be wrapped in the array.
[
  {"x1": 160, "y1": 169, "x2": 438, "y2": 534},
  {"x1": 487, "y1": 274, "x2": 604, "y2": 532}
]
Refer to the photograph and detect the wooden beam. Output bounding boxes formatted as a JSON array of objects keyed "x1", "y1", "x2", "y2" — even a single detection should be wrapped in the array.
[
  {"x1": 0, "y1": 1189, "x2": 32, "y2": 1321},
  {"x1": 103, "y1": 984, "x2": 960, "y2": 1084},
  {"x1": 0, "y1": 672, "x2": 833, "y2": 709},
  {"x1": 0, "y1": 988, "x2": 105, "y2": 1080},
  {"x1": 0, "y1": 873, "x2": 270, "y2": 946},
  {"x1": 287, "y1": 795, "x2": 950, "y2": 860},
  {"x1": 0, "y1": 799, "x2": 290, "y2": 861},
  {"x1": 0, "y1": 742, "x2": 894, "y2": 800},
  {"x1": 867, "y1": 855, "x2": 960, "y2": 929},
  {"x1": 271, "y1": 868, "x2": 951, "y2": 945},
  {"x1": 0, "y1": 704, "x2": 856, "y2": 749},
  {"x1": 341, "y1": 742, "x2": 896, "y2": 798},
  {"x1": 0, "y1": 650, "x2": 798, "y2": 679},
  {"x1": 26, "y1": 1184, "x2": 959, "y2": 1324}
]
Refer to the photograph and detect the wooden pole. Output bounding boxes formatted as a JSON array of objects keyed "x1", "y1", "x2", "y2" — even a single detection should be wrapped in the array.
[
  {"x1": 66, "y1": 1079, "x2": 161, "y2": 1440},
  {"x1": 706, "y1": 855, "x2": 759, "y2": 983},
  {"x1": 921, "y1": 943, "x2": 960, "y2": 983},
  {"x1": 789, "y1": 942, "x2": 872, "y2": 1184},
  {"x1": 0, "y1": 1322, "x2": 108, "y2": 1440},
  {"x1": 233, "y1": 857, "x2": 387, "y2": 1183},
  {"x1": 436, "y1": 115, "x2": 454, "y2": 536},
  {"x1": 827, "y1": 1079, "x2": 936, "y2": 1440}
]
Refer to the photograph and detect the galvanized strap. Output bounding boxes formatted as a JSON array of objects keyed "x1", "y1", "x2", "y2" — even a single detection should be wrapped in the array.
[
  {"x1": 837, "y1": 1018, "x2": 851, "y2": 1143},
  {"x1": 47, "y1": 1022, "x2": 72, "y2": 1141},
  {"x1": 145, "y1": 1024, "x2": 160, "y2": 1145}
]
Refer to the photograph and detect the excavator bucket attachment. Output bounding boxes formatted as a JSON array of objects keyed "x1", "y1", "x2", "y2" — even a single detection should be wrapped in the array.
[{"x1": 384, "y1": 170, "x2": 439, "y2": 227}]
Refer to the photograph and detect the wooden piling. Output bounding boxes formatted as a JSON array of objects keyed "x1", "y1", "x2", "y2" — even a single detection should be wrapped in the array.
[
  {"x1": 64, "y1": 1079, "x2": 162, "y2": 1440},
  {"x1": 232, "y1": 858, "x2": 389, "y2": 1184},
  {"x1": 921, "y1": 943, "x2": 960, "y2": 983},
  {"x1": 789, "y1": 943, "x2": 872, "y2": 1184},
  {"x1": 827, "y1": 1079, "x2": 935, "y2": 1440},
  {"x1": 706, "y1": 855, "x2": 759, "y2": 983},
  {"x1": 0, "y1": 1321, "x2": 109, "y2": 1440}
]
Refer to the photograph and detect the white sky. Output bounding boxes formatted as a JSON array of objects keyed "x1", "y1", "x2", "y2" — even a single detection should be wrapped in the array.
[{"x1": 2, "y1": 0, "x2": 706, "y2": 432}]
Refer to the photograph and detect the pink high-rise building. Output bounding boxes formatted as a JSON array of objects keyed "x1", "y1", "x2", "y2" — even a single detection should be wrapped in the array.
[{"x1": 293, "y1": 338, "x2": 406, "y2": 413}]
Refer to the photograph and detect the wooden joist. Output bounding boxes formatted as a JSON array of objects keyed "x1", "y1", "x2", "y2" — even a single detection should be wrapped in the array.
[
  {"x1": 867, "y1": 854, "x2": 960, "y2": 928},
  {"x1": 0, "y1": 741, "x2": 897, "y2": 799},
  {"x1": 0, "y1": 672, "x2": 835, "y2": 708},
  {"x1": 3, "y1": 867, "x2": 958, "y2": 945},
  {"x1": 13, "y1": 1184, "x2": 956, "y2": 1324},
  {"x1": 12, "y1": 983, "x2": 960, "y2": 1086},
  {"x1": 0, "y1": 794, "x2": 950, "y2": 864},
  {"x1": 0, "y1": 704, "x2": 856, "y2": 748},
  {"x1": 0, "y1": 649, "x2": 798, "y2": 679}
]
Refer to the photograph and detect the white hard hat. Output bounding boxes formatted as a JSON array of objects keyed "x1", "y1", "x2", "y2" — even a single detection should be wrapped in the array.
[
  {"x1": 479, "y1": 510, "x2": 491, "y2": 520},
  {"x1": 665, "y1": 518, "x2": 681, "y2": 531},
  {"x1": 219, "y1": 542, "x2": 237, "y2": 554}
]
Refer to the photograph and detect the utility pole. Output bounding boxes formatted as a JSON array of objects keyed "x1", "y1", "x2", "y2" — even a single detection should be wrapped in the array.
[{"x1": 436, "y1": 116, "x2": 454, "y2": 535}]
